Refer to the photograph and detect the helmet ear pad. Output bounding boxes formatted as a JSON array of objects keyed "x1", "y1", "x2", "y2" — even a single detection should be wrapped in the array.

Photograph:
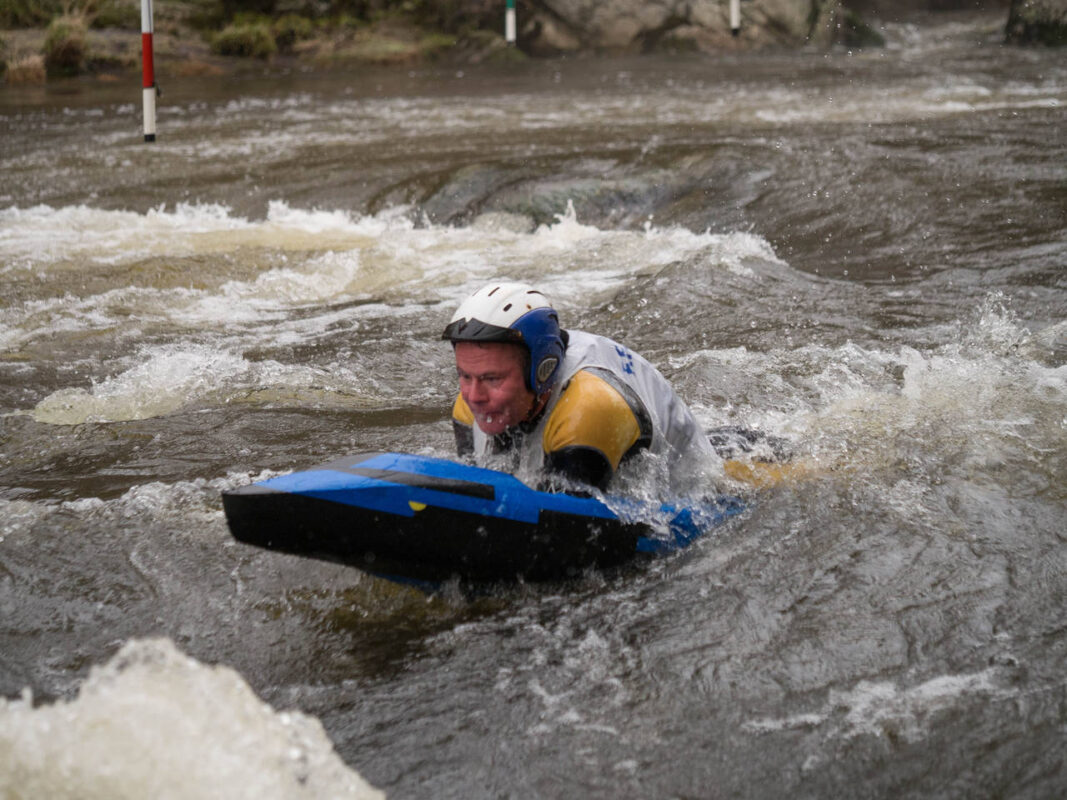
[
  {"x1": 510, "y1": 307, "x2": 565, "y2": 396},
  {"x1": 534, "y1": 353, "x2": 560, "y2": 391}
]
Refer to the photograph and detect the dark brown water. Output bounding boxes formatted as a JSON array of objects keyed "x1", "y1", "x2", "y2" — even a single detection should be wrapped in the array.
[{"x1": 1, "y1": 12, "x2": 1065, "y2": 799}]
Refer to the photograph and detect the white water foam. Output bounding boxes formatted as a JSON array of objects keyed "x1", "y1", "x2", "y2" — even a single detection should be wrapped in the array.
[
  {"x1": 0, "y1": 469, "x2": 286, "y2": 553},
  {"x1": 28, "y1": 345, "x2": 252, "y2": 424},
  {"x1": 275, "y1": 74, "x2": 1064, "y2": 134},
  {"x1": 741, "y1": 667, "x2": 1002, "y2": 743},
  {"x1": 0, "y1": 199, "x2": 777, "y2": 284},
  {"x1": 23, "y1": 342, "x2": 386, "y2": 425},
  {"x1": 0, "y1": 203, "x2": 253, "y2": 270},
  {"x1": 684, "y1": 296, "x2": 1067, "y2": 489},
  {"x1": 825, "y1": 300, "x2": 1067, "y2": 471},
  {"x1": 0, "y1": 201, "x2": 413, "y2": 273},
  {"x1": 3, "y1": 200, "x2": 784, "y2": 429},
  {"x1": 0, "y1": 499, "x2": 53, "y2": 545},
  {"x1": 461, "y1": 200, "x2": 782, "y2": 308},
  {"x1": 0, "y1": 638, "x2": 383, "y2": 800}
]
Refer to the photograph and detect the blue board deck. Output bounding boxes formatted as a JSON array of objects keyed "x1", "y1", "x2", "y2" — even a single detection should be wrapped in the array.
[{"x1": 222, "y1": 452, "x2": 744, "y2": 584}]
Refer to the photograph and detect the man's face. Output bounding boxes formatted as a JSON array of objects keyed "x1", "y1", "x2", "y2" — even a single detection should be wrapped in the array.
[{"x1": 454, "y1": 341, "x2": 533, "y2": 436}]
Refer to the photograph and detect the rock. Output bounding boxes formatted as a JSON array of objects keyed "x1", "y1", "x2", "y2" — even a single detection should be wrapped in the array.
[{"x1": 520, "y1": 0, "x2": 869, "y2": 52}]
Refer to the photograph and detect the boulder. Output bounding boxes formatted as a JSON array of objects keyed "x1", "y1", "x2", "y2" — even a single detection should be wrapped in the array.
[{"x1": 520, "y1": 0, "x2": 863, "y2": 52}]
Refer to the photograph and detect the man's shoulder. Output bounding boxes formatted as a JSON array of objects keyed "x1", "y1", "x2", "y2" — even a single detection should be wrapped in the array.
[
  {"x1": 559, "y1": 368, "x2": 629, "y2": 408},
  {"x1": 451, "y1": 393, "x2": 474, "y2": 425},
  {"x1": 543, "y1": 369, "x2": 645, "y2": 463},
  {"x1": 563, "y1": 329, "x2": 630, "y2": 365},
  {"x1": 566, "y1": 329, "x2": 619, "y2": 347},
  {"x1": 552, "y1": 368, "x2": 650, "y2": 439}
]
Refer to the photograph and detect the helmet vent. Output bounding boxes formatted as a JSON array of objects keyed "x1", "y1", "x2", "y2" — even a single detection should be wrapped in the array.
[{"x1": 503, "y1": 303, "x2": 512, "y2": 312}]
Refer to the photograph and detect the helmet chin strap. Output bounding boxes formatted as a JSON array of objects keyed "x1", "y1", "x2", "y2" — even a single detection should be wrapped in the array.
[{"x1": 522, "y1": 391, "x2": 551, "y2": 426}]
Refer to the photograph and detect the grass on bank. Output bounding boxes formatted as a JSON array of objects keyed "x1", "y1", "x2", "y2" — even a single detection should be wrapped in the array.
[{"x1": 43, "y1": 8, "x2": 89, "y2": 76}]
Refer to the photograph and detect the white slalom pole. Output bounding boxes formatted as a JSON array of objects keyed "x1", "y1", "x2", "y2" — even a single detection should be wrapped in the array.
[
  {"x1": 141, "y1": 0, "x2": 156, "y2": 142},
  {"x1": 505, "y1": 0, "x2": 516, "y2": 46},
  {"x1": 730, "y1": 0, "x2": 741, "y2": 36}
]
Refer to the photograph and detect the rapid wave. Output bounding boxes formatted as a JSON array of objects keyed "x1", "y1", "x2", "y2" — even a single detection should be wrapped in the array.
[{"x1": 2, "y1": 200, "x2": 785, "y2": 425}]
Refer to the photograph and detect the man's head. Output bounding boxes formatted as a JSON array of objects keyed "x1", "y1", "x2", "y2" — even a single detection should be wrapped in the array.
[
  {"x1": 452, "y1": 341, "x2": 533, "y2": 435},
  {"x1": 443, "y1": 283, "x2": 565, "y2": 434}
]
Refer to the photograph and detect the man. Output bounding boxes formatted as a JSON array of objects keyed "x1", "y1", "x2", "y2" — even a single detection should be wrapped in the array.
[{"x1": 442, "y1": 282, "x2": 722, "y2": 494}]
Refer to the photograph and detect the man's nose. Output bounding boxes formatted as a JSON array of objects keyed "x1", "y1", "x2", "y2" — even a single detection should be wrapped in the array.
[{"x1": 467, "y1": 379, "x2": 487, "y2": 403}]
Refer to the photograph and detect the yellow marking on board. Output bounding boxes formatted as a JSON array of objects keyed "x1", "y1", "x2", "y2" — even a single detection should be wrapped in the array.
[
  {"x1": 409, "y1": 501, "x2": 426, "y2": 512},
  {"x1": 724, "y1": 458, "x2": 817, "y2": 489}
]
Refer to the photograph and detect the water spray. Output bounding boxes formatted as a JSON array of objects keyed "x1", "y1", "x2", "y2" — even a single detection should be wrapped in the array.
[{"x1": 141, "y1": 0, "x2": 156, "y2": 142}]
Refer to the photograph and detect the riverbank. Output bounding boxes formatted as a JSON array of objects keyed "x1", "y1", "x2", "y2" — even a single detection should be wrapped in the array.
[
  {"x1": 0, "y1": 7, "x2": 520, "y2": 86},
  {"x1": 1, "y1": 0, "x2": 1059, "y2": 89}
]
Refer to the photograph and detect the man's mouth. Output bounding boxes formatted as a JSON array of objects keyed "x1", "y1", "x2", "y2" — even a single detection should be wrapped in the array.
[{"x1": 474, "y1": 410, "x2": 507, "y2": 429}]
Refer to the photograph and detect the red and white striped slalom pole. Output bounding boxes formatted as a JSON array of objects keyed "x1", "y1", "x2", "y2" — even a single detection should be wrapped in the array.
[{"x1": 141, "y1": 0, "x2": 156, "y2": 142}]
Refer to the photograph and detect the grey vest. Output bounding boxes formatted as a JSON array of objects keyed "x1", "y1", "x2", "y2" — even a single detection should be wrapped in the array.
[{"x1": 471, "y1": 330, "x2": 719, "y2": 495}]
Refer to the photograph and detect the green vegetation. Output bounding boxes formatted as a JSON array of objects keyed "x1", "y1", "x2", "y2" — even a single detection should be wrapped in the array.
[
  {"x1": 271, "y1": 12, "x2": 314, "y2": 52},
  {"x1": 212, "y1": 19, "x2": 277, "y2": 57},
  {"x1": 91, "y1": 0, "x2": 140, "y2": 29},
  {"x1": 43, "y1": 12, "x2": 89, "y2": 76},
  {"x1": 2, "y1": 0, "x2": 504, "y2": 80},
  {"x1": 2, "y1": 0, "x2": 135, "y2": 31},
  {"x1": 182, "y1": 0, "x2": 502, "y2": 37},
  {"x1": 0, "y1": 0, "x2": 63, "y2": 29}
]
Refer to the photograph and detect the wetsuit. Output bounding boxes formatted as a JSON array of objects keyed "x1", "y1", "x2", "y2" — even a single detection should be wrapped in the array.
[{"x1": 450, "y1": 330, "x2": 719, "y2": 493}]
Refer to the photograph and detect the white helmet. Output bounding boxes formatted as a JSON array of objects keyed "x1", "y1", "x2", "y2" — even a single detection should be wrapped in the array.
[{"x1": 442, "y1": 283, "x2": 566, "y2": 395}]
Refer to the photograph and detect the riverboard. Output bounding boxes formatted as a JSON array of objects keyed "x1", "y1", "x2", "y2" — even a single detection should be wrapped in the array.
[{"x1": 222, "y1": 452, "x2": 744, "y2": 584}]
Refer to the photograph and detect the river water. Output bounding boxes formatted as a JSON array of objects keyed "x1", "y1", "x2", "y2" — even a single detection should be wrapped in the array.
[{"x1": 1, "y1": 10, "x2": 1065, "y2": 798}]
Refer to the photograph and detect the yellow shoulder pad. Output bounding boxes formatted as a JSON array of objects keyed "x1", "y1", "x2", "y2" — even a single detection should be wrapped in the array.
[
  {"x1": 543, "y1": 371, "x2": 642, "y2": 470},
  {"x1": 452, "y1": 394, "x2": 474, "y2": 426}
]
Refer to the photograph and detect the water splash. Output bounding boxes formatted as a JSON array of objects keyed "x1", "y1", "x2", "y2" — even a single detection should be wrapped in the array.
[
  {"x1": 0, "y1": 638, "x2": 383, "y2": 800},
  {"x1": 23, "y1": 344, "x2": 383, "y2": 425}
]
